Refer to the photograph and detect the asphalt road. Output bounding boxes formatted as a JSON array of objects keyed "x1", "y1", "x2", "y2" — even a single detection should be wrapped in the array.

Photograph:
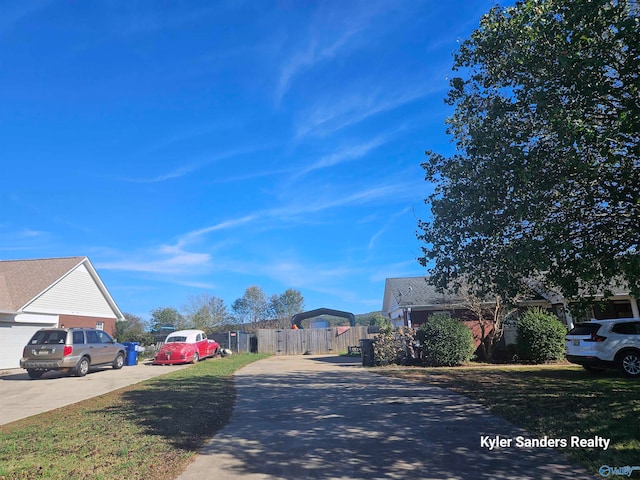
[{"x1": 0, "y1": 361, "x2": 190, "y2": 426}]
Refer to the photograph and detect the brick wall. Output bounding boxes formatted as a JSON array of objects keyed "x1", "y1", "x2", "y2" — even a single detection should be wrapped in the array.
[{"x1": 58, "y1": 315, "x2": 117, "y2": 336}]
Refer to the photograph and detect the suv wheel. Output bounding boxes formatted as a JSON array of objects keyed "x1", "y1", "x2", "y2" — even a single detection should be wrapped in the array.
[
  {"x1": 617, "y1": 350, "x2": 640, "y2": 378},
  {"x1": 27, "y1": 369, "x2": 44, "y2": 379},
  {"x1": 75, "y1": 357, "x2": 90, "y2": 377},
  {"x1": 113, "y1": 352, "x2": 125, "y2": 370}
]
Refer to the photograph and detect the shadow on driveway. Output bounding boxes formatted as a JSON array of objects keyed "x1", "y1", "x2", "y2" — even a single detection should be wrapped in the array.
[{"x1": 178, "y1": 355, "x2": 594, "y2": 480}]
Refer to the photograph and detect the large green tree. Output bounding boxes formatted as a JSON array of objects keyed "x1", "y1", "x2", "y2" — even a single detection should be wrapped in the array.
[
  {"x1": 182, "y1": 293, "x2": 230, "y2": 332},
  {"x1": 232, "y1": 286, "x2": 269, "y2": 326},
  {"x1": 419, "y1": 0, "x2": 640, "y2": 304},
  {"x1": 116, "y1": 312, "x2": 150, "y2": 343},
  {"x1": 149, "y1": 306, "x2": 185, "y2": 332},
  {"x1": 269, "y1": 289, "x2": 305, "y2": 329}
]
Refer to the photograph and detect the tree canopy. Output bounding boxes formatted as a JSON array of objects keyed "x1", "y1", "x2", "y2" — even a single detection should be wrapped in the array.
[
  {"x1": 419, "y1": 0, "x2": 640, "y2": 303},
  {"x1": 149, "y1": 307, "x2": 185, "y2": 332},
  {"x1": 231, "y1": 285, "x2": 269, "y2": 325},
  {"x1": 116, "y1": 312, "x2": 150, "y2": 343},
  {"x1": 269, "y1": 289, "x2": 305, "y2": 328},
  {"x1": 182, "y1": 293, "x2": 231, "y2": 332}
]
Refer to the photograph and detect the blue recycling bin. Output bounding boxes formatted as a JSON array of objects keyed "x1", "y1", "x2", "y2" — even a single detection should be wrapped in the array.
[{"x1": 122, "y1": 342, "x2": 140, "y2": 366}]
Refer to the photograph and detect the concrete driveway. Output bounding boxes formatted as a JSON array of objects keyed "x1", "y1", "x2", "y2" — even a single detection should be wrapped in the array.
[
  {"x1": 178, "y1": 355, "x2": 594, "y2": 480},
  {"x1": 0, "y1": 361, "x2": 190, "y2": 425}
]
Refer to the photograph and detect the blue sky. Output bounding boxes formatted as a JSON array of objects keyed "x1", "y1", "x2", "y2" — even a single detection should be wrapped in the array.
[{"x1": 1, "y1": 0, "x2": 498, "y2": 321}]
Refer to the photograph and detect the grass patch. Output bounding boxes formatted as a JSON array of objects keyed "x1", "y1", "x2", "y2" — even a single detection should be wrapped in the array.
[
  {"x1": 376, "y1": 363, "x2": 640, "y2": 473},
  {"x1": 0, "y1": 354, "x2": 269, "y2": 480}
]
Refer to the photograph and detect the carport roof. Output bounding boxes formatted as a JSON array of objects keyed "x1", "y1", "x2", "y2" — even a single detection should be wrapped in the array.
[{"x1": 0, "y1": 256, "x2": 87, "y2": 312}]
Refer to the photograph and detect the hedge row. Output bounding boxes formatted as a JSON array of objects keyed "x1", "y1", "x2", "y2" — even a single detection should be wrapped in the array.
[{"x1": 370, "y1": 309, "x2": 566, "y2": 367}]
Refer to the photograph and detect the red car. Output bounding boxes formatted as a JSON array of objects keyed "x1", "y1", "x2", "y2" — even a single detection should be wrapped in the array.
[{"x1": 153, "y1": 329, "x2": 220, "y2": 365}]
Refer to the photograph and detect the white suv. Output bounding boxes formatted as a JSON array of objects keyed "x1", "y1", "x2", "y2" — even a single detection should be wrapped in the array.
[{"x1": 565, "y1": 319, "x2": 640, "y2": 377}]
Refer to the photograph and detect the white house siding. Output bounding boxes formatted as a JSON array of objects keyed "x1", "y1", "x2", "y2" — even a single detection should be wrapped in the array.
[
  {"x1": 0, "y1": 313, "x2": 58, "y2": 369},
  {"x1": 25, "y1": 264, "x2": 115, "y2": 319}
]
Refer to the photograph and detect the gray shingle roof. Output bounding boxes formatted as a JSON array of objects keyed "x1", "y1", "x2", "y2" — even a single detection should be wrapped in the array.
[
  {"x1": 385, "y1": 277, "x2": 464, "y2": 307},
  {"x1": 0, "y1": 257, "x2": 85, "y2": 312}
]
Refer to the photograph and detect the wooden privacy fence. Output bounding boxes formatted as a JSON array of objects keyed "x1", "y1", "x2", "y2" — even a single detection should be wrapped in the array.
[{"x1": 257, "y1": 326, "x2": 373, "y2": 355}]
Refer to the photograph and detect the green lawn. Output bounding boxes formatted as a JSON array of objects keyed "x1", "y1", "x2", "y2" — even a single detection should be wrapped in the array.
[
  {"x1": 376, "y1": 363, "x2": 640, "y2": 474},
  {"x1": 0, "y1": 354, "x2": 268, "y2": 480}
]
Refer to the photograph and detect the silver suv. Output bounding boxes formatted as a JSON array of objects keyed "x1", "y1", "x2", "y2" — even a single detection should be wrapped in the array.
[
  {"x1": 565, "y1": 319, "x2": 640, "y2": 377},
  {"x1": 20, "y1": 328, "x2": 126, "y2": 379}
]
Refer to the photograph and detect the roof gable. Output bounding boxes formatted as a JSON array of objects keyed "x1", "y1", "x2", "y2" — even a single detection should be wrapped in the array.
[
  {"x1": 0, "y1": 257, "x2": 124, "y2": 320},
  {"x1": 0, "y1": 257, "x2": 85, "y2": 312}
]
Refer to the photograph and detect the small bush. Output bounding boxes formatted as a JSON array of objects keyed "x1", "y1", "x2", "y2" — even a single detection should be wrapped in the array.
[
  {"x1": 417, "y1": 314, "x2": 475, "y2": 366},
  {"x1": 516, "y1": 308, "x2": 567, "y2": 364},
  {"x1": 373, "y1": 328, "x2": 417, "y2": 366}
]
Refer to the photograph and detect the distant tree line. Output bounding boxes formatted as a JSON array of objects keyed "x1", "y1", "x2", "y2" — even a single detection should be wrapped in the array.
[
  {"x1": 116, "y1": 285, "x2": 306, "y2": 342},
  {"x1": 116, "y1": 285, "x2": 387, "y2": 343}
]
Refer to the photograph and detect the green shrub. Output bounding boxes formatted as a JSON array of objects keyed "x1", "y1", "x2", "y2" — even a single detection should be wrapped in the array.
[
  {"x1": 516, "y1": 308, "x2": 567, "y2": 364},
  {"x1": 417, "y1": 314, "x2": 475, "y2": 366}
]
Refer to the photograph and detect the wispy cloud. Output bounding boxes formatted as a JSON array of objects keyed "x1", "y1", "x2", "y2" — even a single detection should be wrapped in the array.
[
  {"x1": 0, "y1": 228, "x2": 50, "y2": 253},
  {"x1": 207, "y1": 167, "x2": 293, "y2": 185},
  {"x1": 119, "y1": 162, "x2": 202, "y2": 184},
  {"x1": 173, "y1": 183, "x2": 405, "y2": 248},
  {"x1": 368, "y1": 206, "x2": 411, "y2": 250},
  {"x1": 97, "y1": 180, "x2": 418, "y2": 284},
  {"x1": 294, "y1": 135, "x2": 390, "y2": 179},
  {"x1": 305, "y1": 183, "x2": 414, "y2": 211},
  {"x1": 274, "y1": 1, "x2": 391, "y2": 104},
  {"x1": 98, "y1": 244, "x2": 212, "y2": 276},
  {"x1": 296, "y1": 83, "x2": 440, "y2": 139},
  {"x1": 18, "y1": 228, "x2": 47, "y2": 239},
  {"x1": 221, "y1": 255, "x2": 366, "y2": 302},
  {"x1": 140, "y1": 121, "x2": 239, "y2": 156},
  {"x1": 180, "y1": 214, "x2": 260, "y2": 244},
  {"x1": 276, "y1": 28, "x2": 359, "y2": 104},
  {"x1": 117, "y1": 145, "x2": 269, "y2": 184}
]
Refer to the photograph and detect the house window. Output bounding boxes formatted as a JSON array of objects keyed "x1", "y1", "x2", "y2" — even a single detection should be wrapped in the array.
[
  {"x1": 593, "y1": 301, "x2": 633, "y2": 319},
  {"x1": 96, "y1": 321, "x2": 104, "y2": 330}
]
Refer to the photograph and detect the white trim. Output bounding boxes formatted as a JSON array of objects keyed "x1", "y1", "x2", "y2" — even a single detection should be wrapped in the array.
[
  {"x1": 21, "y1": 306, "x2": 116, "y2": 319},
  {"x1": 13, "y1": 312, "x2": 59, "y2": 325}
]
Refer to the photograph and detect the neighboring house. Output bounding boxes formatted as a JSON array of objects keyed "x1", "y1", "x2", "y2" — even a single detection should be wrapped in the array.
[
  {"x1": 383, "y1": 276, "x2": 467, "y2": 329},
  {"x1": 0, "y1": 256, "x2": 125, "y2": 369},
  {"x1": 382, "y1": 276, "x2": 640, "y2": 331},
  {"x1": 382, "y1": 277, "x2": 516, "y2": 348}
]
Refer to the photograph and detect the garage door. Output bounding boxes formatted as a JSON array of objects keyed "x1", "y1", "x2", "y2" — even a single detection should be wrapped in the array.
[{"x1": 0, "y1": 323, "x2": 56, "y2": 369}]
